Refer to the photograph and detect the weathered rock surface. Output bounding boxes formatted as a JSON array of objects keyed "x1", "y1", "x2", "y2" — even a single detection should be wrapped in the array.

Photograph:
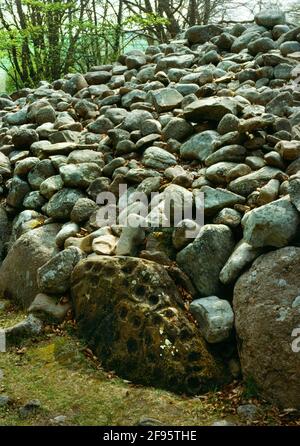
[
  {"x1": 0, "y1": 224, "x2": 61, "y2": 308},
  {"x1": 151, "y1": 88, "x2": 183, "y2": 113},
  {"x1": 255, "y1": 10, "x2": 286, "y2": 28},
  {"x1": 0, "y1": 206, "x2": 10, "y2": 261},
  {"x1": 46, "y1": 188, "x2": 86, "y2": 220},
  {"x1": 233, "y1": 247, "x2": 300, "y2": 409},
  {"x1": 242, "y1": 198, "x2": 299, "y2": 248},
  {"x1": 180, "y1": 131, "x2": 219, "y2": 161},
  {"x1": 37, "y1": 246, "x2": 85, "y2": 294},
  {"x1": 4, "y1": 314, "x2": 43, "y2": 346},
  {"x1": 190, "y1": 296, "x2": 234, "y2": 344},
  {"x1": 71, "y1": 255, "x2": 229, "y2": 394},
  {"x1": 0, "y1": 9, "x2": 300, "y2": 406},
  {"x1": 228, "y1": 167, "x2": 282, "y2": 197},
  {"x1": 177, "y1": 225, "x2": 235, "y2": 296},
  {"x1": 142, "y1": 147, "x2": 177, "y2": 169},
  {"x1": 185, "y1": 24, "x2": 222, "y2": 44},
  {"x1": 288, "y1": 176, "x2": 300, "y2": 211},
  {"x1": 220, "y1": 241, "x2": 263, "y2": 285},
  {"x1": 199, "y1": 186, "x2": 245, "y2": 217},
  {"x1": 28, "y1": 293, "x2": 72, "y2": 323},
  {"x1": 184, "y1": 97, "x2": 238, "y2": 122}
]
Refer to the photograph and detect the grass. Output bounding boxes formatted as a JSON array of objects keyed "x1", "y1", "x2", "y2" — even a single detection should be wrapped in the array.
[
  {"x1": 0, "y1": 305, "x2": 299, "y2": 426},
  {"x1": 0, "y1": 301, "x2": 25, "y2": 329}
]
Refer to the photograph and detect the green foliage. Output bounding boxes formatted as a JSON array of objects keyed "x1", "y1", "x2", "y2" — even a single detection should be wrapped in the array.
[
  {"x1": 0, "y1": 1, "x2": 175, "y2": 91},
  {"x1": 125, "y1": 13, "x2": 170, "y2": 29},
  {"x1": 23, "y1": 0, "x2": 75, "y2": 12},
  {"x1": 0, "y1": 0, "x2": 161, "y2": 90},
  {"x1": 5, "y1": 70, "x2": 22, "y2": 94}
]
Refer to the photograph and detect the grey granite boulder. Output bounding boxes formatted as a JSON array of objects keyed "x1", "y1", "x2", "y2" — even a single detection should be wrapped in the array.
[
  {"x1": 255, "y1": 10, "x2": 286, "y2": 28},
  {"x1": 177, "y1": 224, "x2": 235, "y2": 296},
  {"x1": 242, "y1": 198, "x2": 299, "y2": 248},
  {"x1": 184, "y1": 97, "x2": 238, "y2": 122},
  {"x1": 233, "y1": 247, "x2": 300, "y2": 409},
  {"x1": 37, "y1": 246, "x2": 85, "y2": 295},
  {"x1": 190, "y1": 296, "x2": 234, "y2": 343},
  {"x1": 180, "y1": 130, "x2": 219, "y2": 161},
  {"x1": 0, "y1": 224, "x2": 61, "y2": 308}
]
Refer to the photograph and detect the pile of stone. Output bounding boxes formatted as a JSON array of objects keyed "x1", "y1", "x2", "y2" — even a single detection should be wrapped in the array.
[{"x1": 0, "y1": 9, "x2": 300, "y2": 407}]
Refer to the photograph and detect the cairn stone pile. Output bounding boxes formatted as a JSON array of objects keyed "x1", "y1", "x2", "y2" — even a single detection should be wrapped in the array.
[{"x1": 0, "y1": 9, "x2": 300, "y2": 406}]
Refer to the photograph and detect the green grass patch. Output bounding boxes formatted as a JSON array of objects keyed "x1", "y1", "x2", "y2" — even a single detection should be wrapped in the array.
[
  {"x1": 0, "y1": 333, "x2": 226, "y2": 426},
  {"x1": 0, "y1": 308, "x2": 298, "y2": 426}
]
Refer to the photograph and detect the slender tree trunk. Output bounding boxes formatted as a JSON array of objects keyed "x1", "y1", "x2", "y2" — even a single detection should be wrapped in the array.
[
  {"x1": 203, "y1": 0, "x2": 211, "y2": 24},
  {"x1": 46, "y1": 1, "x2": 62, "y2": 80},
  {"x1": 15, "y1": 0, "x2": 36, "y2": 86},
  {"x1": 188, "y1": 0, "x2": 197, "y2": 26},
  {"x1": 113, "y1": 0, "x2": 124, "y2": 56}
]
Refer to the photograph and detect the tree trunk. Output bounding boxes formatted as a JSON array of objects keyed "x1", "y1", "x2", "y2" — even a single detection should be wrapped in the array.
[
  {"x1": 203, "y1": 0, "x2": 211, "y2": 24},
  {"x1": 113, "y1": 0, "x2": 124, "y2": 56},
  {"x1": 188, "y1": 0, "x2": 197, "y2": 26},
  {"x1": 15, "y1": 0, "x2": 36, "y2": 86}
]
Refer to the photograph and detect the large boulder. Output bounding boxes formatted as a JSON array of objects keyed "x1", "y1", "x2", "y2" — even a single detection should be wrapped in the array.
[
  {"x1": 71, "y1": 255, "x2": 229, "y2": 394},
  {"x1": 142, "y1": 147, "x2": 177, "y2": 169},
  {"x1": 156, "y1": 54, "x2": 195, "y2": 71},
  {"x1": 0, "y1": 206, "x2": 10, "y2": 262},
  {"x1": 0, "y1": 224, "x2": 61, "y2": 308},
  {"x1": 176, "y1": 225, "x2": 235, "y2": 296},
  {"x1": 231, "y1": 31, "x2": 261, "y2": 53},
  {"x1": 185, "y1": 25, "x2": 223, "y2": 44},
  {"x1": 220, "y1": 241, "x2": 263, "y2": 285},
  {"x1": 242, "y1": 198, "x2": 299, "y2": 248},
  {"x1": 228, "y1": 166, "x2": 282, "y2": 196},
  {"x1": 37, "y1": 246, "x2": 85, "y2": 295},
  {"x1": 255, "y1": 10, "x2": 286, "y2": 28},
  {"x1": 248, "y1": 37, "x2": 275, "y2": 56},
  {"x1": 150, "y1": 88, "x2": 183, "y2": 113},
  {"x1": 0, "y1": 152, "x2": 11, "y2": 176},
  {"x1": 233, "y1": 247, "x2": 300, "y2": 409},
  {"x1": 6, "y1": 176, "x2": 31, "y2": 208},
  {"x1": 180, "y1": 130, "x2": 219, "y2": 161},
  {"x1": 190, "y1": 296, "x2": 234, "y2": 344},
  {"x1": 199, "y1": 186, "x2": 245, "y2": 217},
  {"x1": 63, "y1": 73, "x2": 88, "y2": 96},
  {"x1": 184, "y1": 97, "x2": 238, "y2": 122},
  {"x1": 46, "y1": 188, "x2": 86, "y2": 221}
]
